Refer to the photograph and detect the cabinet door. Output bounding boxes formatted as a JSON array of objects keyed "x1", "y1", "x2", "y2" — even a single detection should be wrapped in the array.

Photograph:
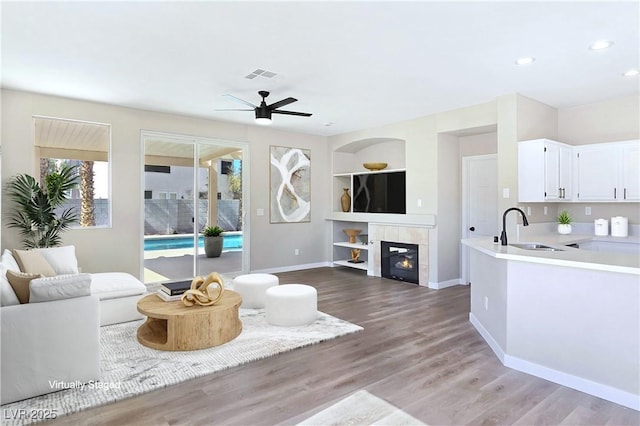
[
  {"x1": 559, "y1": 145, "x2": 573, "y2": 200},
  {"x1": 544, "y1": 142, "x2": 572, "y2": 200},
  {"x1": 621, "y1": 143, "x2": 640, "y2": 201},
  {"x1": 544, "y1": 143, "x2": 561, "y2": 200},
  {"x1": 575, "y1": 146, "x2": 619, "y2": 201}
]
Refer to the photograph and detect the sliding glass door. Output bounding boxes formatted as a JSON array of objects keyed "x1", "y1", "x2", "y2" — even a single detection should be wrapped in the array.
[{"x1": 142, "y1": 132, "x2": 248, "y2": 284}]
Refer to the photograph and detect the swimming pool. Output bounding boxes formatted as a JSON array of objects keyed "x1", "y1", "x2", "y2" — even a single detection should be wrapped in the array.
[{"x1": 144, "y1": 234, "x2": 243, "y2": 251}]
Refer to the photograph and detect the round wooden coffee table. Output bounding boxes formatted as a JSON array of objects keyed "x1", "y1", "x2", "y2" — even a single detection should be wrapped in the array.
[{"x1": 137, "y1": 290, "x2": 242, "y2": 351}]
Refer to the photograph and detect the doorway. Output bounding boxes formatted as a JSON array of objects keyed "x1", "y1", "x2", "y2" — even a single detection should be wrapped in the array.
[
  {"x1": 141, "y1": 131, "x2": 249, "y2": 283},
  {"x1": 461, "y1": 154, "x2": 498, "y2": 285}
]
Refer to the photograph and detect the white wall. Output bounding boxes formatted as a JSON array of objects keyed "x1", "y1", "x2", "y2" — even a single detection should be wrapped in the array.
[{"x1": 1, "y1": 89, "x2": 328, "y2": 276}]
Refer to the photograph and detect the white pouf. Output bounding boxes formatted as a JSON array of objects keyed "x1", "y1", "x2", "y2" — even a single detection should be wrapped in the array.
[
  {"x1": 233, "y1": 273, "x2": 279, "y2": 308},
  {"x1": 265, "y1": 284, "x2": 317, "y2": 326}
]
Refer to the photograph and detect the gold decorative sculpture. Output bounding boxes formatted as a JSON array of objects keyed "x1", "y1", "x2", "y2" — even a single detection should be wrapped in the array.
[
  {"x1": 349, "y1": 248, "x2": 363, "y2": 263},
  {"x1": 181, "y1": 272, "x2": 225, "y2": 307},
  {"x1": 342, "y1": 228, "x2": 362, "y2": 244}
]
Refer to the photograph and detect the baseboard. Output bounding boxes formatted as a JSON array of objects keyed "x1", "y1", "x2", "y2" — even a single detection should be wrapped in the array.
[
  {"x1": 504, "y1": 354, "x2": 639, "y2": 411},
  {"x1": 252, "y1": 262, "x2": 332, "y2": 274},
  {"x1": 468, "y1": 312, "x2": 505, "y2": 363},
  {"x1": 470, "y1": 313, "x2": 639, "y2": 411},
  {"x1": 428, "y1": 278, "x2": 462, "y2": 289}
]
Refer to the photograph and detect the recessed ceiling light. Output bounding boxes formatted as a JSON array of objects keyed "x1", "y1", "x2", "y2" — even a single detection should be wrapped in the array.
[
  {"x1": 623, "y1": 69, "x2": 639, "y2": 77},
  {"x1": 589, "y1": 40, "x2": 614, "y2": 50},
  {"x1": 515, "y1": 57, "x2": 536, "y2": 66}
]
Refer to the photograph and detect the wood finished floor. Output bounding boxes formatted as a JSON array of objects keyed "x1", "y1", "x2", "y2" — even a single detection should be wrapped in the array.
[{"x1": 50, "y1": 267, "x2": 638, "y2": 426}]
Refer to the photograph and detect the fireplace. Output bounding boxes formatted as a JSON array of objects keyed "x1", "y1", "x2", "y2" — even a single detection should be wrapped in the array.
[{"x1": 381, "y1": 241, "x2": 419, "y2": 284}]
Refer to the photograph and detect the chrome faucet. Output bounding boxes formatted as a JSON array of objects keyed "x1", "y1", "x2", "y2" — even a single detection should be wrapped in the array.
[{"x1": 500, "y1": 207, "x2": 529, "y2": 246}]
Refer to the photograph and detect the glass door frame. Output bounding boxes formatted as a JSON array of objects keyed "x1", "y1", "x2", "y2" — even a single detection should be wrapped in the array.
[{"x1": 140, "y1": 130, "x2": 250, "y2": 281}]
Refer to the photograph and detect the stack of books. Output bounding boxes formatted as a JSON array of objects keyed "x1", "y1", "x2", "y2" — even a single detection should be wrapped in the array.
[{"x1": 156, "y1": 280, "x2": 192, "y2": 302}]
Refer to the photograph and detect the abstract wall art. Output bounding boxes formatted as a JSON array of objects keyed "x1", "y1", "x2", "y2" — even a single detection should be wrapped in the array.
[{"x1": 269, "y1": 146, "x2": 311, "y2": 223}]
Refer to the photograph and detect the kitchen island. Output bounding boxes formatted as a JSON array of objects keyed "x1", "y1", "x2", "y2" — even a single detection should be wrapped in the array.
[{"x1": 462, "y1": 236, "x2": 639, "y2": 410}]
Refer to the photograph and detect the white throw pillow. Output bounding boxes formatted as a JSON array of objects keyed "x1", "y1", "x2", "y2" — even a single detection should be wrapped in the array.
[
  {"x1": 29, "y1": 273, "x2": 91, "y2": 303},
  {"x1": 36, "y1": 246, "x2": 79, "y2": 275},
  {"x1": 1, "y1": 249, "x2": 20, "y2": 273}
]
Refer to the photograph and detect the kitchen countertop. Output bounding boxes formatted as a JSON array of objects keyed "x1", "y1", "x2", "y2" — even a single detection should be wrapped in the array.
[{"x1": 462, "y1": 234, "x2": 640, "y2": 275}]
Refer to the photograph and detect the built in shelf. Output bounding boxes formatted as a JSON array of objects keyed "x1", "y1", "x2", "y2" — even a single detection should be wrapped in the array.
[
  {"x1": 333, "y1": 242, "x2": 369, "y2": 250},
  {"x1": 333, "y1": 260, "x2": 369, "y2": 271}
]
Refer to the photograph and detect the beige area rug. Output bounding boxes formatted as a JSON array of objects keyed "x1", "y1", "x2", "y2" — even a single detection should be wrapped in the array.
[
  {"x1": 1, "y1": 307, "x2": 362, "y2": 426},
  {"x1": 298, "y1": 390, "x2": 426, "y2": 426}
]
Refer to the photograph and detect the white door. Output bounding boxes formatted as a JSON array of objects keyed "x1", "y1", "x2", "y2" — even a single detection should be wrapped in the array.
[{"x1": 462, "y1": 154, "x2": 498, "y2": 285}]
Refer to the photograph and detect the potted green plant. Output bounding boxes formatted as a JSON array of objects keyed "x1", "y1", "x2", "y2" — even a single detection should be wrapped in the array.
[
  {"x1": 202, "y1": 226, "x2": 224, "y2": 258},
  {"x1": 6, "y1": 164, "x2": 79, "y2": 248},
  {"x1": 557, "y1": 210, "x2": 573, "y2": 235}
]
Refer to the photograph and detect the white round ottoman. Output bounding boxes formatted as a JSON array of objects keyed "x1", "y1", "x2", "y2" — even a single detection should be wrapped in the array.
[
  {"x1": 265, "y1": 284, "x2": 317, "y2": 326},
  {"x1": 232, "y1": 273, "x2": 279, "y2": 308}
]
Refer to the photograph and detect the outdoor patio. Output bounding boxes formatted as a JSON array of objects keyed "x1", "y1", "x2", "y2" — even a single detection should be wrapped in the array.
[{"x1": 144, "y1": 248, "x2": 243, "y2": 283}]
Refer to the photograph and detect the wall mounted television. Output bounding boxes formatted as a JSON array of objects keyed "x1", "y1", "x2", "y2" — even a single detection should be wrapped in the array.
[{"x1": 353, "y1": 171, "x2": 406, "y2": 214}]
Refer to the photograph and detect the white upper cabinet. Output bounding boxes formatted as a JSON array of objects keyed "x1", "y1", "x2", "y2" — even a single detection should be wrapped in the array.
[
  {"x1": 621, "y1": 142, "x2": 640, "y2": 201},
  {"x1": 518, "y1": 139, "x2": 572, "y2": 202},
  {"x1": 575, "y1": 140, "x2": 640, "y2": 202}
]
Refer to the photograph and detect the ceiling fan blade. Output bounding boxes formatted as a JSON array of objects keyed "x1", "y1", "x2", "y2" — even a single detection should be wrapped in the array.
[
  {"x1": 215, "y1": 108, "x2": 254, "y2": 111},
  {"x1": 272, "y1": 110, "x2": 312, "y2": 117},
  {"x1": 222, "y1": 94, "x2": 257, "y2": 108},
  {"x1": 268, "y1": 97, "x2": 297, "y2": 110}
]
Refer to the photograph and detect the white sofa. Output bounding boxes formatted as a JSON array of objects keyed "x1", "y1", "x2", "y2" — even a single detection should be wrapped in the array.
[
  {"x1": 0, "y1": 247, "x2": 147, "y2": 404},
  {"x1": 1, "y1": 294, "x2": 101, "y2": 405}
]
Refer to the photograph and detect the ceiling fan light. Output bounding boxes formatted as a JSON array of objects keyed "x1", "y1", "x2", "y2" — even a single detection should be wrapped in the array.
[{"x1": 255, "y1": 107, "x2": 272, "y2": 124}]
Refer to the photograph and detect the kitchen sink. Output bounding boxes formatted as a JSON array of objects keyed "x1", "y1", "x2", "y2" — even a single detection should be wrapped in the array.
[{"x1": 510, "y1": 243, "x2": 564, "y2": 252}]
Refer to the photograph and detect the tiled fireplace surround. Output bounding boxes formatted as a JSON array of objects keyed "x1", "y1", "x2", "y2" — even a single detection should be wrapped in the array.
[{"x1": 369, "y1": 224, "x2": 429, "y2": 286}]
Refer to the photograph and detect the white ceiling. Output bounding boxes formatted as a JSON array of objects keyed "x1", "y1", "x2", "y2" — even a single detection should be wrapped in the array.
[{"x1": 1, "y1": 1, "x2": 638, "y2": 137}]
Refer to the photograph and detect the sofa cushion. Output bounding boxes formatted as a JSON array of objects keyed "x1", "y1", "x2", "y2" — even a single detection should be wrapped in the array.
[
  {"x1": 12, "y1": 249, "x2": 56, "y2": 277},
  {"x1": 90, "y1": 272, "x2": 146, "y2": 300},
  {"x1": 6, "y1": 271, "x2": 44, "y2": 304},
  {"x1": 36, "y1": 246, "x2": 79, "y2": 275},
  {"x1": 1, "y1": 249, "x2": 20, "y2": 273},
  {"x1": 29, "y1": 273, "x2": 92, "y2": 303}
]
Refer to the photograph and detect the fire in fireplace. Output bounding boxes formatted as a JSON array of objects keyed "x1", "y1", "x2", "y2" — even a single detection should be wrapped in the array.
[{"x1": 381, "y1": 241, "x2": 419, "y2": 284}]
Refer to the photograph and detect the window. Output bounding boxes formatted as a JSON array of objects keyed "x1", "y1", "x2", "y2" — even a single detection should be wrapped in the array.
[{"x1": 34, "y1": 116, "x2": 111, "y2": 227}]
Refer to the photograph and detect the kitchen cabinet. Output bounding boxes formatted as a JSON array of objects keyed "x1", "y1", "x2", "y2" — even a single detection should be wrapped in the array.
[
  {"x1": 621, "y1": 142, "x2": 640, "y2": 201},
  {"x1": 575, "y1": 140, "x2": 640, "y2": 202},
  {"x1": 518, "y1": 139, "x2": 572, "y2": 202}
]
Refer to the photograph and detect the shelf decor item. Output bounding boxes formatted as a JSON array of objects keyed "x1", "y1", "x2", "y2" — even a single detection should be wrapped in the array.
[
  {"x1": 349, "y1": 248, "x2": 363, "y2": 263},
  {"x1": 363, "y1": 162, "x2": 387, "y2": 171},
  {"x1": 340, "y1": 188, "x2": 351, "y2": 212},
  {"x1": 342, "y1": 228, "x2": 362, "y2": 243},
  {"x1": 557, "y1": 210, "x2": 573, "y2": 235}
]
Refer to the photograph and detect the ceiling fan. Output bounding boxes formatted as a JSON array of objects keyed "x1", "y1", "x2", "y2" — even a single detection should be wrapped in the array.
[{"x1": 218, "y1": 91, "x2": 312, "y2": 125}]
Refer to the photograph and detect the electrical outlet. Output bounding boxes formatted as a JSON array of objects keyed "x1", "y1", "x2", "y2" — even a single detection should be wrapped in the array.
[
  {"x1": 294, "y1": 249, "x2": 299, "y2": 255},
  {"x1": 544, "y1": 206, "x2": 548, "y2": 215},
  {"x1": 527, "y1": 206, "x2": 531, "y2": 216},
  {"x1": 585, "y1": 206, "x2": 592, "y2": 215},
  {"x1": 484, "y1": 296, "x2": 489, "y2": 310}
]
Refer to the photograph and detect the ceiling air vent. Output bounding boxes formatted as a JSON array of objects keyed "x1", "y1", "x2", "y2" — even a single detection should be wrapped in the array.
[{"x1": 245, "y1": 69, "x2": 277, "y2": 79}]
